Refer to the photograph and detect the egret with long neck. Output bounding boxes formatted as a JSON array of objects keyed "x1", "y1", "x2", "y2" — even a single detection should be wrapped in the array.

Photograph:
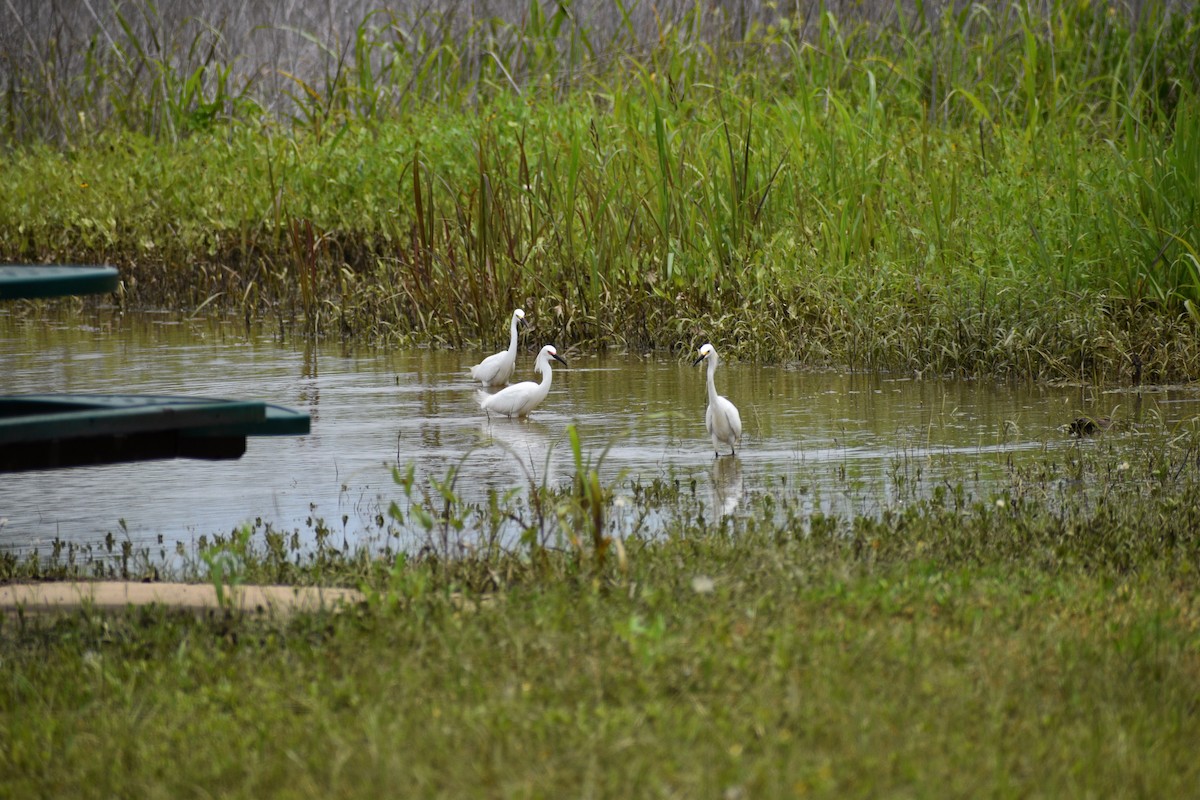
[
  {"x1": 470, "y1": 308, "x2": 526, "y2": 386},
  {"x1": 478, "y1": 345, "x2": 567, "y2": 418},
  {"x1": 692, "y1": 342, "x2": 742, "y2": 457}
]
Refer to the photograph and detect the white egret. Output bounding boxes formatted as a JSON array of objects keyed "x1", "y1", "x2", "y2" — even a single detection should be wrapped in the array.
[
  {"x1": 693, "y1": 342, "x2": 742, "y2": 457},
  {"x1": 478, "y1": 345, "x2": 567, "y2": 418},
  {"x1": 470, "y1": 308, "x2": 526, "y2": 386}
]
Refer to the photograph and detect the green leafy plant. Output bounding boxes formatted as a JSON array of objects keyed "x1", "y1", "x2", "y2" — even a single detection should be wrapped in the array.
[{"x1": 199, "y1": 523, "x2": 253, "y2": 610}]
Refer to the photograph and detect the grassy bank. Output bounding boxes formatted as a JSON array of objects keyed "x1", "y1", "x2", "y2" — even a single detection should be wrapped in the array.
[
  {"x1": 3, "y1": 429, "x2": 1200, "y2": 796},
  {"x1": 2, "y1": 1, "x2": 1199, "y2": 378},
  {"x1": 2, "y1": 560, "x2": 1198, "y2": 797}
]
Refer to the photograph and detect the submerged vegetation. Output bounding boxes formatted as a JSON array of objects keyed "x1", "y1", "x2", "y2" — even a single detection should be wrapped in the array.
[{"x1": 1, "y1": 0, "x2": 1199, "y2": 379}]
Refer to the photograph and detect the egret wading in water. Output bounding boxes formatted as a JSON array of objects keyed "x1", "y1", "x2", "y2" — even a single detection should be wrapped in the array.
[
  {"x1": 693, "y1": 342, "x2": 742, "y2": 457},
  {"x1": 470, "y1": 309, "x2": 526, "y2": 386},
  {"x1": 478, "y1": 345, "x2": 567, "y2": 419}
]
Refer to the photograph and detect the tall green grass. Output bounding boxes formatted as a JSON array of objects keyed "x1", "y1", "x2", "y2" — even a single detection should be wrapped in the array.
[{"x1": 1, "y1": 1, "x2": 1198, "y2": 378}]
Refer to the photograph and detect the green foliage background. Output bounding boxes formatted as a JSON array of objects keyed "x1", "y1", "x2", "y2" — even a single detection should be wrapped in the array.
[{"x1": 2, "y1": 1, "x2": 1199, "y2": 379}]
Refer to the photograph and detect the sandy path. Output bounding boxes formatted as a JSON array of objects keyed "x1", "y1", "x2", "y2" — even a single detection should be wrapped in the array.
[{"x1": 0, "y1": 581, "x2": 364, "y2": 616}]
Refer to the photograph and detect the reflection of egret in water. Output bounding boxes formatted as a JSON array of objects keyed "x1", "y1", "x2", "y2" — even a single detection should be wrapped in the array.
[
  {"x1": 477, "y1": 418, "x2": 558, "y2": 484},
  {"x1": 710, "y1": 456, "x2": 744, "y2": 517}
]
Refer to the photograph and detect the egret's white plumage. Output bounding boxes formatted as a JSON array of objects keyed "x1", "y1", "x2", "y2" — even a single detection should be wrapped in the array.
[
  {"x1": 470, "y1": 309, "x2": 526, "y2": 386},
  {"x1": 478, "y1": 345, "x2": 567, "y2": 418},
  {"x1": 692, "y1": 342, "x2": 742, "y2": 457}
]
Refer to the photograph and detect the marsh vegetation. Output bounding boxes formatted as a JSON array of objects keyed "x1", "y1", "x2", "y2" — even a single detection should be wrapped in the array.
[{"x1": 2, "y1": 0, "x2": 1199, "y2": 379}]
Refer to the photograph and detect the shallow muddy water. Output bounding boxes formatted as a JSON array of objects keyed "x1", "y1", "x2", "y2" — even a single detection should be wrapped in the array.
[{"x1": 2, "y1": 310, "x2": 1197, "y2": 558}]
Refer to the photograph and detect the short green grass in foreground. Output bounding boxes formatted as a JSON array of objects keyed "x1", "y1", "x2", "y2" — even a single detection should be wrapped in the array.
[
  {"x1": 2, "y1": 561, "x2": 1197, "y2": 798},
  {"x1": 3, "y1": 434, "x2": 1200, "y2": 798}
]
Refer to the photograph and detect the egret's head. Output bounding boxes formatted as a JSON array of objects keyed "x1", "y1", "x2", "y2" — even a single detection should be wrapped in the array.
[
  {"x1": 537, "y1": 344, "x2": 568, "y2": 372},
  {"x1": 514, "y1": 308, "x2": 526, "y2": 322},
  {"x1": 692, "y1": 343, "x2": 716, "y2": 366}
]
